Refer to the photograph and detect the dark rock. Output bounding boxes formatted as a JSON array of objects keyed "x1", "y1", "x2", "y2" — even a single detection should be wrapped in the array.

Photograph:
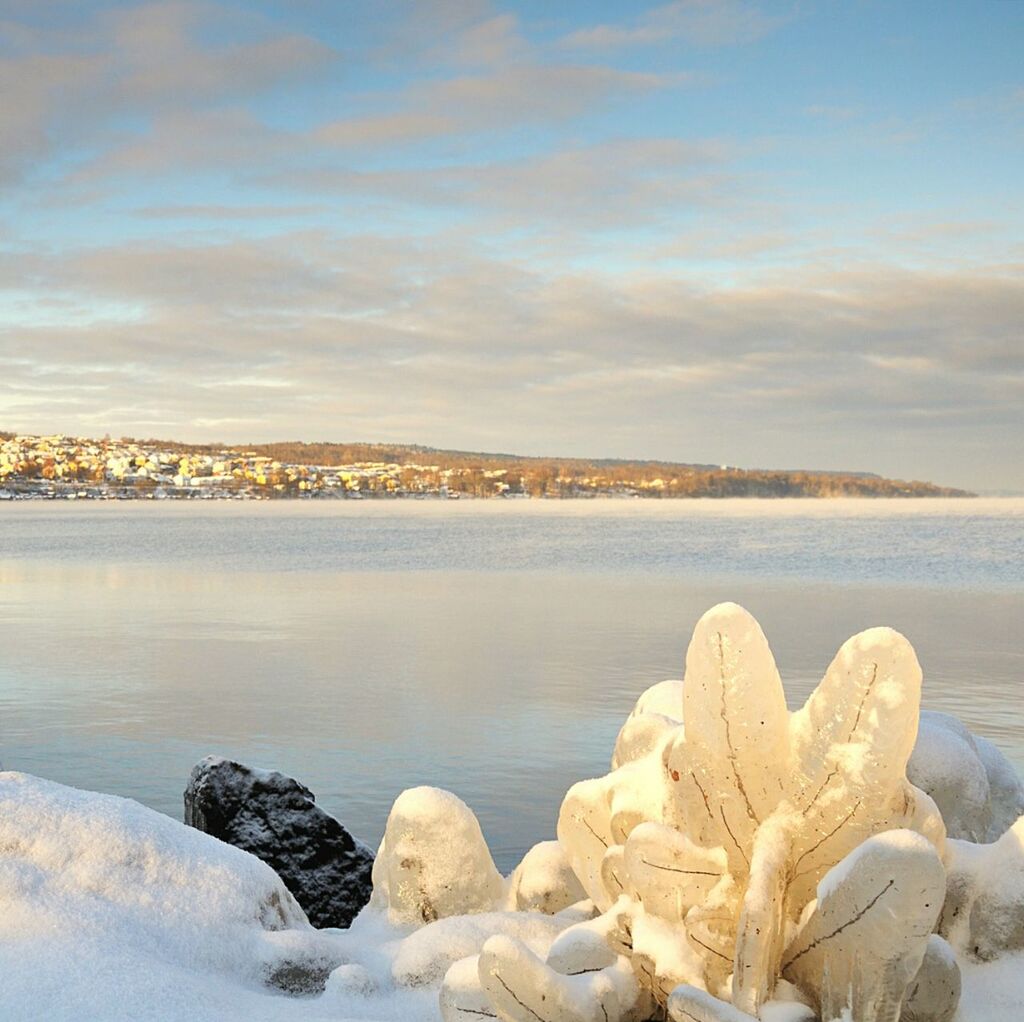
[{"x1": 184, "y1": 756, "x2": 373, "y2": 929}]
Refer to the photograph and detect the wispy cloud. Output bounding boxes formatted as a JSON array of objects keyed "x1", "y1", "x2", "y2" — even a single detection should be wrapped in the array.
[{"x1": 561, "y1": 0, "x2": 786, "y2": 50}]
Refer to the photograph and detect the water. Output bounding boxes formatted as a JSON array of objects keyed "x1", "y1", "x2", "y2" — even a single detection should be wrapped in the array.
[{"x1": 1, "y1": 498, "x2": 1021, "y2": 870}]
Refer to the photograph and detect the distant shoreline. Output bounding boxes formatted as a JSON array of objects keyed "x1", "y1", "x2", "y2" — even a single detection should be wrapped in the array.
[
  {"x1": 0, "y1": 431, "x2": 973, "y2": 500},
  {"x1": 0, "y1": 486, "x2": 981, "y2": 503}
]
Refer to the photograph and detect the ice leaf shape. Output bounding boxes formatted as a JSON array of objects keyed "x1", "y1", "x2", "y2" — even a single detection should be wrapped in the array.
[
  {"x1": 787, "y1": 627, "x2": 926, "y2": 898},
  {"x1": 683, "y1": 603, "x2": 790, "y2": 873},
  {"x1": 668, "y1": 984, "x2": 760, "y2": 1022},
  {"x1": 622, "y1": 822, "x2": 727, "y2": 921},
  {"x1": 478, "y1": 933, "x2": 642, "y2": 1022},
  {"x1": 731, "y1": 810, "x2": 796, "y2": 1014},
  {"x1": 780, "y1": 830, "x2": 946, "y2": 1022}
]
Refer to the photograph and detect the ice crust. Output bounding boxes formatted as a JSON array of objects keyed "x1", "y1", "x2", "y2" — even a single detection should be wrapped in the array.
[{"x1": 1, "y1": 602, "x2": 1022, "y2": 1022}]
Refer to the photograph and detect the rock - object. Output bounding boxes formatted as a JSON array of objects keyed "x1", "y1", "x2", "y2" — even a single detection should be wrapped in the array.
[
  {"x1": 370, "y1": 786, "x2": 505, "y2": 926},
  {"x1": 508, "y1": 840, "x2": 587, "y2": 914},
  {"x1": 184, "y1": 756, "x2": 373, "y2": 929},
  {"x1": 940, "y1": 816, "x2": 1024, "y2": 962},
  {"x1": 908, "y1": 711, "x2": 1024, "y2": 842}
]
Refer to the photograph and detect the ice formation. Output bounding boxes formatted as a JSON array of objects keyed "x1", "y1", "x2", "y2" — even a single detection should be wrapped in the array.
[
  {"x1": 371, "y1": 786, "x2": 505, "y2": 925},
  {"x1": 425, "y1": 603, "x2": 1024, "y2": 1022},
  {"x1": 940, "y1": 815, "x2": 1024, "y2": 962}
]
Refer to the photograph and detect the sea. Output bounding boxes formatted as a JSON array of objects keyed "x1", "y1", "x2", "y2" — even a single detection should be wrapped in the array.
[{"x1": 0, "y1": 497, "x2": 1021, "y2": 870}]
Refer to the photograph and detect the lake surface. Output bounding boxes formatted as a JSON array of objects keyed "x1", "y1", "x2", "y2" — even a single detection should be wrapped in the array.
[{"x1": 1, "y1": 498, "x2": 1021, "y2": 870}]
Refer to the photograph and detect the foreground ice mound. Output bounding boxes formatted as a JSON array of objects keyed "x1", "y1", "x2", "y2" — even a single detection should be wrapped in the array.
[{"x1": 545, "y1": 604, "x2": 948, "y2": 1021}]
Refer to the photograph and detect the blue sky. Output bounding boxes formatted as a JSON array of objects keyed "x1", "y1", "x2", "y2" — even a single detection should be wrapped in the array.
[{"x1": 1, "y1": 1, "x2": 1022, "y2": 490}]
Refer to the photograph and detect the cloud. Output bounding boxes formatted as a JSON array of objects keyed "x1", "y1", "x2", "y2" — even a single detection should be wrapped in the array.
[
  {"x1": 562, "y1": 0, "x2": 785, "y2": 50},
  {"x1": 269, "y1": 136, "x2": 735, "y2": 237},
  {"x1": 0, "y1": 2, "x2": 334, "y2": 182},
  {"x1": 102, "y1": 2, "x2": 334, "y2": 104},
  {"x1": 0, "y1": 51, "x2": 108, "y2": 180},
  {"x1": 314, "y1": 64, "x2": 693, "y2": 150}
]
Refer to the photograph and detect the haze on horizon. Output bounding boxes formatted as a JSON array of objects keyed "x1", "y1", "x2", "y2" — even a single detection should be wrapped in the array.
[{"x1": 1, "y1": 1, "x2": 1022, "y2": 492}]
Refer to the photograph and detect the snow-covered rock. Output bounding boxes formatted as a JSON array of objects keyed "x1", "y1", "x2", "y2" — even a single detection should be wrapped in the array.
[
  {"x1": 908, "y1": 711, "x2": 1024, "y2": 842},
  {"x1": 184, "y1": 756, "x2": 374, "y2": 928},
  {"x1": 371, "y1": 786, "x2": 504, "y2": 926},
  {"x1": 0, "y1": 771, "x2": 345, "y2": 1018},
  {"x1": 974, "y1": 734, "x2": 1024, "y2": 838},
  {"x1": 507, "y1": 840, "x2": 587, "y2": 914},
  {"x1": 941, "y1": 815, "x2": 1024, "y2": 962},
  {"x1": 901, "y1": 935, "x2": 961, "y2": 1022}
]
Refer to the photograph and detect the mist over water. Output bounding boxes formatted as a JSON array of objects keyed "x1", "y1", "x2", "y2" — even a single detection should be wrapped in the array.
[{"x1": 1, "y1": 498, "x2": 1021, "y2": 870}]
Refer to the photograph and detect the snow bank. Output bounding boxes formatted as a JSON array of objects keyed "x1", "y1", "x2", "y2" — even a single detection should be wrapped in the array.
[{"x1": 0, "y1": 771, "x2": 347, "y2": 1021}]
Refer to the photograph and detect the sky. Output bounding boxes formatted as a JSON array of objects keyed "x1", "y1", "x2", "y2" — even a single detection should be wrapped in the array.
[{"x1": 1, "y1": 1, "x2": 1022, "y2": 491}]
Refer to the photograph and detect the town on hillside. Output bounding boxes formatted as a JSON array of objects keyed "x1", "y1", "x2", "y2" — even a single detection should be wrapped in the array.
[{"x1": 0, "y1": 432, "x2": 972, "y2": 501}]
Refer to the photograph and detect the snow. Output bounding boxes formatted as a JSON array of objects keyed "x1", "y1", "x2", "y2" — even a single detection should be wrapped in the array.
[
  {"x1": 958, "y1": 952, "x2": 1024, "y2": 1021},
  {"x1": 0, "y1": 771, "x2": 344, "y2": 1021}
]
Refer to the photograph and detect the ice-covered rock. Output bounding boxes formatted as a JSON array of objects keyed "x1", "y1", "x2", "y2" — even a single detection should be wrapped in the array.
[
  {"x1": 900, "y1": 935, "x2": 961, "y2": 1022},
  {"x1": 507, "y1": 839, "x2": 587, "y2": 914},
  {"x1": 974, "y1": 735, "x2": 1024, "y2": 839},
  {"x1": 184, "y1": 756, "x2": 373, "y2": 929},
  {"x1": 372, "y1": 786, "x2": 504, "y2": 926},
  {"x1": 668, "y1": 985, "x2": 759, "y2": 1022},
  {"x1": 908, "y1": 713, "x2": 992, "y2": 842},
  {"x1": 908, "y1": 711, "x2": 1024, "y2": 842},
  {"x1": 611, "y1": 678, "x2": 683, "y2": 769},
  {"x1": 940, "y1": 815, "x2": 1024, "y2": 961},
  {"x1": 780, "y1": 830, "x2": 949, "y2": 1022},
  {"x1": 627, "y1": 677, "x2": 684, "y2": 723},
  {"x1": 478, "y1": 932, "x2": 643, "y2": 1022},
  {"x1": 392, "y1": 910, "x2": 567, "y2": 987}
]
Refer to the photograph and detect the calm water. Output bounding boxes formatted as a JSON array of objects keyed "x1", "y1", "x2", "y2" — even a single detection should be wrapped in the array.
[{"x1": 0, "y1": 498, "x2": 1021, "y2": 870}]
